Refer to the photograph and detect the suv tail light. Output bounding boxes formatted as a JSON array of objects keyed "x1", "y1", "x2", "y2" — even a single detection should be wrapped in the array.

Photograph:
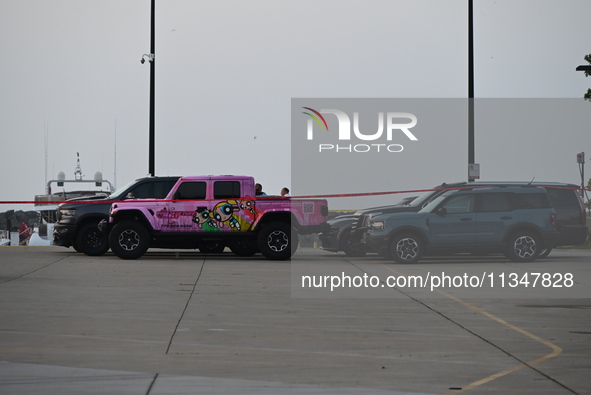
[{"x1": 550, "y1": 213, "x2": 557, "y2": 229}]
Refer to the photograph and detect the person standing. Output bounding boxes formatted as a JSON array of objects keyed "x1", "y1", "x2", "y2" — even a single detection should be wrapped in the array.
[{"x1": 255, "y1": 183, "x2": 267, "y2": 196}]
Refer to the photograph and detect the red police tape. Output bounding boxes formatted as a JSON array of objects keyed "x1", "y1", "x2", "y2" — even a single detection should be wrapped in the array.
[{"x1": 1, "y1": 185, "x2": 589, "y2": 205}]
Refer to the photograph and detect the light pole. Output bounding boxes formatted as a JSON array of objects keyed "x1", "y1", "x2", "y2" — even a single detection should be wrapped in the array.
[
  {"x1": 140, "y1": 0, "x2": 156, "y2": 176},
  {"x1": 468, "y1": 0, "x2": 476, "y2": 181}
]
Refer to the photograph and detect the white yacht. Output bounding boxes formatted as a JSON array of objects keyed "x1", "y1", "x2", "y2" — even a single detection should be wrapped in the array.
[{"x1": 29, "y1": 153, "x2": 114, "y2": 246}]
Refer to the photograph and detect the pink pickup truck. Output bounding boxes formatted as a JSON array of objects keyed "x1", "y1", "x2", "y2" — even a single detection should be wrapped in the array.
[{"x1": 101, "y1": 175, "x2": 328, "y2": 260}]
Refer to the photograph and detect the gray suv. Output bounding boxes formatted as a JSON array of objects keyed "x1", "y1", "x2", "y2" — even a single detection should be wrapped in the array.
[
  {"x1": 324, "y1": 181, "x2": 587, "y2": 258},
  {"x1": 363, "y1": 186, "x2": 559, "y2": 263}
]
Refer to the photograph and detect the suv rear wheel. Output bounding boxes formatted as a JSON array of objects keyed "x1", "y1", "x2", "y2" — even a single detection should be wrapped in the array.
[
  {"x1": 389, "y1": 233, "x2": 423, "y2": 264},
  {"x1": 109, "y1": 220, "x2": 150, "y2": 260},
  {"x1": 77, "y1": 222, "x2": 109, "y2": 256},
  {"x1": 505, "y1": 231, "x2": 540, "y2": 262}
]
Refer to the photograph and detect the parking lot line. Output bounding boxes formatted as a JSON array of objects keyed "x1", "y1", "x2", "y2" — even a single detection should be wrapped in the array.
[{"x1": 379, "y1": 264, "x2": 568, "y2": 394}]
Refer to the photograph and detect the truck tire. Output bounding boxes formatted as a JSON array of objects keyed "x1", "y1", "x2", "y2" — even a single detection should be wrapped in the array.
[
  {"x1": 505, "y1": 231, "x2": 540, "y2": 262},
  {"x1": 109, "y1": 220, "x2": 150, "y2": 260},
  {"x1": 228, "y1": 240, "x2": 258, "y2": 257},
  {"x1": 257, "y1": 221, "x2": 297, "y2": 260},
  {"x1": 77, "y1": 222, "x2": 110, "y2": 256}
]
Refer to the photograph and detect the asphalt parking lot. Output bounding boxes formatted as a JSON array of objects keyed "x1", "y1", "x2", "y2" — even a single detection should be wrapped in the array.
[{"x1": 0, "y1": 246, "x2": 590, "y2": 394}]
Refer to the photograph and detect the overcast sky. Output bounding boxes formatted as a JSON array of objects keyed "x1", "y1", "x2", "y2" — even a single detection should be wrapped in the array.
[{"x1": 1, "y1": 0, "x2": 590, "y2": 213}]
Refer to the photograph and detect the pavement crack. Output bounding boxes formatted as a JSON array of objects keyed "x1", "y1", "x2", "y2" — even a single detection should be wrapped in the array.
[
  {"x1": 146, "y1": 373, "x2": 159, "y2": 394},
  {"x1": 165, "y1": 259, "x2": 205, "y2": 354},
  {"x1": 0, "y1": 255, "x2": 70, "y2": 285}
]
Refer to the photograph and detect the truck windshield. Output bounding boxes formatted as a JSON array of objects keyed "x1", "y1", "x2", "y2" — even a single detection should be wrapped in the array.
[{"x1": 108, "y1": 180, "x2": 139, "y2": 199}]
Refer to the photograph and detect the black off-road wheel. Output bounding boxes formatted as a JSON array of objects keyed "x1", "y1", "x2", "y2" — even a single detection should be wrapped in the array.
[
  {"x1": 389, "y1": 233, "x2": 423, "y2": 264},
  {"x1": 257, "y1": 222, "x2": 298, "y2": 260},
  {"x1": 505, "y1": 231, "x2": 540, "y2": 262},
  {"x1": 77, "y1": 222, "x2": 110, "y2": 256},
  {"x1": 109, "y1": 220, "x2": 150, "y2": 260}
]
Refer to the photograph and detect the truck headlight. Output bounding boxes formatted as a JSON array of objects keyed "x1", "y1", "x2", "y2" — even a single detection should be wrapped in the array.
[
  {"x1": 370, "y1": 220, "x2": 385, "y2": 231},
  {"x1": 59, "y1": 209, "x2": 76, "y2": 218}
]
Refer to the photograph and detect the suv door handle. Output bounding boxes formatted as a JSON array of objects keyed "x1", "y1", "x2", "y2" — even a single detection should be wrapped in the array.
[
  {"x1": 460, "y1": 217, "x2": 472, "y2": 221},
  {"x1": 501, "y1": 216, "x2": 512, "y2": 220}
]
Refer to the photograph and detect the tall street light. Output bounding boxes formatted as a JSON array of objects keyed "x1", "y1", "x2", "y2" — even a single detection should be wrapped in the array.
[
  {"x1": 149, "y1": 0, "x2": 155, "y2": 176},
  {"x1": 141, "y1": 0, "x2": 156, "y2": 176},
  {"x1": 468, "y1": 0, "x2": 476, "y2": 181}
]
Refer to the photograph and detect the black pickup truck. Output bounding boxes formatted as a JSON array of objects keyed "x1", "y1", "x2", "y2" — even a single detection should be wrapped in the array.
[{"x1": 53, "y1": 176, "x2": 180, "y2": 255}]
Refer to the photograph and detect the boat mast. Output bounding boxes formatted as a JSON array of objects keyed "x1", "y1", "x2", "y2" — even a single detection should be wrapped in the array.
[{"x1": 74, "y1": 152, "x2": 82, "y2": 181}]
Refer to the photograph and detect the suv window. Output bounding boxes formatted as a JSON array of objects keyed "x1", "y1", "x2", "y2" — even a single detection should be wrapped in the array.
[
  {"x1": 174, "y1": 182, "x2": 207, "y2": 200},
  {"x1": 479, "y1": 193, "x2": 512, "y2": 212},
  {"x1": 214, "y1": 181, "x2": 241, "y2": 199},
  {"x1": 130, "y1": 180, "x2": 177, "y2": 199},
  {"x1": 511, "y1": 192, "x2": 551, "y2": 209},
  {"x1": 441, "y1": 194, "x2": 475, "y2": 213},
  {"x1": 545, "y1": 188, "x2": 579, "y2": 208}
]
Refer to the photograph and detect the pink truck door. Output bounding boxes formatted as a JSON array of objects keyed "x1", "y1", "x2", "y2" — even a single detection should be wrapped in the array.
[{"x1": 159, "y1": 181, "x2": 208, "y2": 232}]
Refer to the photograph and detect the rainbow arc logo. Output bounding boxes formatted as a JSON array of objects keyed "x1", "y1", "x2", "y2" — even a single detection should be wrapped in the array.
[{"x1": 302, "y1": 107, "x2": 328, "y2": 131}]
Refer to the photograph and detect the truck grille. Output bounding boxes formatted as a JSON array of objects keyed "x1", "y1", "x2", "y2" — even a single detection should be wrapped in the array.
[{"x1": 351, "y1": 214, "x2": 368, "y2": 231}]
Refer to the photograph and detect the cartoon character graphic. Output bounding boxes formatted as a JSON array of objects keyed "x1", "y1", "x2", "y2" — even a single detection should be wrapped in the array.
[
  {"x1": 192, "y1": 207, "x2": 220, "y2": 232},
  {"x1": 211, "y1": 201, "x2": 241, "y2": 231},
  {"x1": 238, "y1": 195, "x2": 258, "y2": 221}
]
